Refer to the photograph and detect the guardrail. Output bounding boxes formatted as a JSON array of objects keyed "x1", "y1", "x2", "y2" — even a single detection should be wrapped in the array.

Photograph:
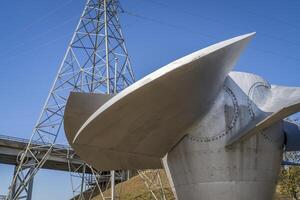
[
  {"x1": 0, "y1": 195, "x2": 6, "y2": 200},
  {"x1": 0, "y1": 134, "x2": 71, "y2": 150}
]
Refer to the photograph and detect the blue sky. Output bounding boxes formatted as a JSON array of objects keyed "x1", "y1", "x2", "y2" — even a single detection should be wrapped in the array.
[{"x1": 0, "y1": 0, "x2": 300, "y2": 199}]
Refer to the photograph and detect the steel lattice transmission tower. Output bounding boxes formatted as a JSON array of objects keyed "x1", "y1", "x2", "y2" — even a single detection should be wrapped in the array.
[{"x1": 7, "y1": 0, "x2": 135, "y2": 199}]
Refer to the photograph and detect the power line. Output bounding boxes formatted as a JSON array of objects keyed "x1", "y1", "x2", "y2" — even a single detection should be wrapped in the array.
[
  {"x1": 1, "y1": 33, "x2": 71, "y2": 62},
  {"x1": 232, "y1": 4, "x2": 300, "y2": 32},
  {"x1": 0, "y1": 15, "x2": 78, "y2": 58},
  {"x1": 137, "y1": 0, "x2": 300, "y2": 48},
  {"x1": 123, "y1": 10, "x2": 300, "y2": 63},
  {"x1": 124, "y1": 11, "x2": 215, "y2": 40},
  {"x1": 0, "y1": 0, "x2": 75, "y2": 43}
]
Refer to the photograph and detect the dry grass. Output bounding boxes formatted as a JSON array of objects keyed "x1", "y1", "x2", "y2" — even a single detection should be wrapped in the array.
[
  {"x1": 89, "y1": 170, "x2": 292, "y2": 200},
  {"x1": 92, "y1": 170, "x2": 173, "y2": 200}
]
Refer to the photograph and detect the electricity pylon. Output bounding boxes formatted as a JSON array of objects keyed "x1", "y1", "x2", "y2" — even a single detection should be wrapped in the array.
[{"x1": 7, "y1": 0, "x2": 135, "y2": 199}]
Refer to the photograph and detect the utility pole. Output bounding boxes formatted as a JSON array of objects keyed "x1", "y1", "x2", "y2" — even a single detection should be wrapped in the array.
[{"x1": 111, "y1": 170, "x2": 115, "y2": 200}]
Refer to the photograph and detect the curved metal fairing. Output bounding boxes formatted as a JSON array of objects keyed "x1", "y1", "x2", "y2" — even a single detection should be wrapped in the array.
[{"x1": 64, "y1": 33, "x2": 255, "y2": 170}]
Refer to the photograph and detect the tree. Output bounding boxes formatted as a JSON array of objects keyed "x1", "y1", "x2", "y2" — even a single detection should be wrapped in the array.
[{"x1": 278, "y1": 166, "x2": 300, "y2": 200}]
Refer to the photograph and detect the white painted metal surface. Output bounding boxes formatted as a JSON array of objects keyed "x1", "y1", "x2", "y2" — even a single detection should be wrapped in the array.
[
  {"x1": 163, "y1": 72, "x2": 288, "y2": 200},
  {"x1": 64, "y1": 33, "x2": 255, "y2": 170},
  {"x1": 64, "y1": 33, "x2": 300, "y2": 199}
]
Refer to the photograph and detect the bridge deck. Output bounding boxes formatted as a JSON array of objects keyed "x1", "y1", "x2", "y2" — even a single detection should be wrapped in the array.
[{"x1": 0, "y1": 135, "x2": 88, "y2": 173}]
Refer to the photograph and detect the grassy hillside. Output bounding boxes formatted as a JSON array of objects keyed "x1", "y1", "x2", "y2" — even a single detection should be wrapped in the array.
[
  {"x1": 91, "y1": 170, "x2": 174, "y2": 200},
  {"x1": 89, "y1": 170, "x2": 293, "y2": 200}
]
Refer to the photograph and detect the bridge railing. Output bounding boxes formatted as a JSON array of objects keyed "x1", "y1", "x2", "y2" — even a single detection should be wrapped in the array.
[
  {"x1": 0, "y1": 134, "x2": 72, "y2": 150},
  {"x1": 0, "y1": 195, "x2": 6, "y2": 200}
]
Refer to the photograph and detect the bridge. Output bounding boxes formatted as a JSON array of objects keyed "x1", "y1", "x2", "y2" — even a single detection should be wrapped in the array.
[
  {"x1": 0, "y1": 134, "x2": 86, "y2": 199},
  {"x1": 0, "y1": 134, "x2": 129, "y2": 199},
  {"x1": 0, "y1": 134, "x2": 84, "y2": 172}
]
